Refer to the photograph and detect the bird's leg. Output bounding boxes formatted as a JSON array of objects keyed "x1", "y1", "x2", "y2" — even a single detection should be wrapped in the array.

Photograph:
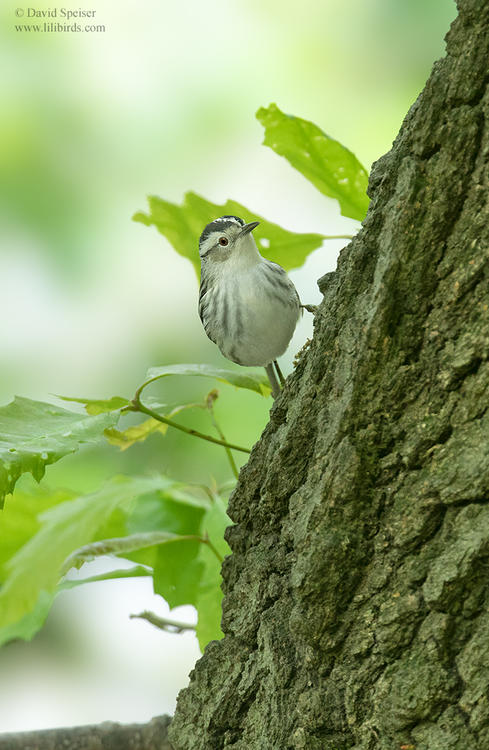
[
  {"x1": 300, "y1": 303, "x2": 318, "y2": 314},
  {"x1": 265, "y1": 363, "x2": 281, "y2": 399},
  {"x1": 273, "y1": 360, "x2": 286, "y2": 386}
]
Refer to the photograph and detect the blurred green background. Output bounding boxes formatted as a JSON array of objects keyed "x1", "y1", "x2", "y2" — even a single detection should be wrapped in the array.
[{"x1": 0, "y1": 0, "x2": 456, "y2": 733}]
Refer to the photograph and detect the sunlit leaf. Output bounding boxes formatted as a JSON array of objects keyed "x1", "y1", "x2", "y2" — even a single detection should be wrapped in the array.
[
  {"x1": 104, "y1": 418, "x2": 167, "y2": 451},
  {"x1": 56, "y1": 395, "x2": 130, "y2": 415},
  {"x1": 133, "y1": 191, "x2": 325, "y2": 277},
  {"x1": 142, "y1": 363, "x2": 271, "y2": 397},
  {"x1": 0, "y1": 483, "x2": 74, "y2": 576},
  {"x1": 256, "y1": 103, "x2": 369, "y2": 221},
  {"x1": 0, "y1": 397, "x2": 120, "y2": 509},
  {"x1": 0, "y1": 475, "x2": 175, "y2": 646},
  {"x1": 0, "y1": 591, "x2": 54, "y2": 646}
]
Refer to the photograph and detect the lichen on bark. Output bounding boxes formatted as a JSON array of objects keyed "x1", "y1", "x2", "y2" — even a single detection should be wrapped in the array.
[{"x1": 169, "y1": 1, "x2": 489, "y2": 747}]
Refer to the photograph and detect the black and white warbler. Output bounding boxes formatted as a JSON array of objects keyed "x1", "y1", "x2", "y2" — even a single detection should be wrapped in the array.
[{"x1": 198, "y1": 215, "x2": 301, "y2": 397}]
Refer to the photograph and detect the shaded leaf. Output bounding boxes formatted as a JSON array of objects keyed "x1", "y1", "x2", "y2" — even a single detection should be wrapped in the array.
[
  {"x1": 142, "y1": 363, "x2": 271, "y2": 397},
  {"x1": 150, "y1": 492, "x2": 207, "y2": 609},
  {"x1": 0, "y1": 397, "x2": 120, "y2": 509},
  {"x1": 195, "y1": 495, "x2": 231, "y2": 650},
  {"x1": 125, "y1": 488, "x2": 208, "y2": 571},
  {"x1": 133, "y1": 191, "x2": 325, "y2": 277},
  {"x1": 256, "y1": 103, "x2": 369, "y2": 221},
  {"x1": 154, "y1": 542, "x2": 205, "y2": 610}
]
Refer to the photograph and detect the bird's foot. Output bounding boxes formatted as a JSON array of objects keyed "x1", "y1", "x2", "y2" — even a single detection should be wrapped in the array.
[{"x1": 301, "y1": 303, "x2": 318, "y2": 314}]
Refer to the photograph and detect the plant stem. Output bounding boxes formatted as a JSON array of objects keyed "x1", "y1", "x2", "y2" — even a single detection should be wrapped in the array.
[
  {"x1": 202, "y1": 531, "x2": 224, "y2": 563},
  {"x1": 323, "y1": 234, "x2": 354, "y2": 240},
  {"x1": 60, "y1": 566, "x2": 151, "y2": 589},
  {"x1": 130, "y1": 611, "x2": 196, "y2": 633},
  {"x1": 130, "y1": 388, "x2": 251, "y2": 455},
  {"x1": 206, "y1": 397, "x2": 239, "y2": 480}
]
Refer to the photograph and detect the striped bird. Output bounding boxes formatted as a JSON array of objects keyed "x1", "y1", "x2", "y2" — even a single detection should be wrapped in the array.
[{"x1": 198, "y1": 215, "x2": 300, "y2": 397}]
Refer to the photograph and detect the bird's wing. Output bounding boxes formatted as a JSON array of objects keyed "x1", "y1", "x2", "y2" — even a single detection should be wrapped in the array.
[{"x1": 198, "y1": 280, "x2": 218, "y2": 345}]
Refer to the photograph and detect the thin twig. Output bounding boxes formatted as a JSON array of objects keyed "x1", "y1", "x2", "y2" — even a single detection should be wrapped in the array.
[
  {"x1": 206, "y1": 390, "x2": 239, "y2": 480},
  {"x1": 60, "y1": 566, "x2": 151, "y2": 589},
  {"x1": 130, "y1": 386, "x2": 251, "y2": 454},
  {"x1": 323, "y1": 234, "x2": 354, "y2": 240},
  {"x1": 190, "y1": 482, "x2": 218, "y2": 503},
  {"x1": 202, "y1": 530, "x2": 224, "y2": 563},
  {"x1": 130, "y1": 610, "x2": 196, "y2": 633},
  {"x1": 217, "y1": 479, "x2": 238, "y2": 495}
]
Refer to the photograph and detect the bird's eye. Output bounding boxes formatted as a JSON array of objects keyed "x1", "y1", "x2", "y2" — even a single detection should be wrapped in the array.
[{"x1": 219, "y1": 237, "x2": 229, "y2": 246}]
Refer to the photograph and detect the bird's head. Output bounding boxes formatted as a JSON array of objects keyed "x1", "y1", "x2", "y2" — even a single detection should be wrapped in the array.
[{"x1": 199, "y1": 215, "x2": 260, "y2": 263}]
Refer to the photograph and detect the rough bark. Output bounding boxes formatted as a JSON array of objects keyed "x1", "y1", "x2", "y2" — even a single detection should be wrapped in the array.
[
  {"x1": 169, "y1": 1, "x2": 489, "y2": 748},
  {"x1": 0, "y1": 715, "x2": 173, "y2": 750}
]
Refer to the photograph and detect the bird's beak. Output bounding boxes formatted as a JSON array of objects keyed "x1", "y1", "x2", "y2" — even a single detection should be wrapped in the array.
[{"x1": 238, "y1": 220, "x2": 260, "y2": 237}]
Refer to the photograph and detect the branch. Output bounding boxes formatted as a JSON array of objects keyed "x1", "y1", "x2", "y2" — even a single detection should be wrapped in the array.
[
  {"x1": 130, "y1": 610, "x2": 196, "y2": 633},
  {"x1": 0, "y1": 715, "x2": 173, "y2": 750}
]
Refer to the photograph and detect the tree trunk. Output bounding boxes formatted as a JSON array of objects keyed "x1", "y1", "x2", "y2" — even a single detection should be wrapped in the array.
[{"x1": 169, "y1": 1, "x2": 489, "y2": 748}]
